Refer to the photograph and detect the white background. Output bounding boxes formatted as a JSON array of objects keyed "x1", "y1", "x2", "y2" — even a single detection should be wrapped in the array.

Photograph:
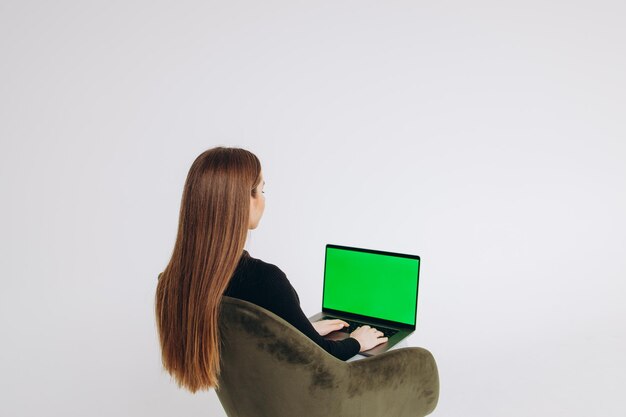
[{"x1": 1, "y1": 1, "x2": 625, "y2": 416}]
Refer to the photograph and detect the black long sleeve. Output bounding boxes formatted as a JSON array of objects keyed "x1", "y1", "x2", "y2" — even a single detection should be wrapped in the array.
[{"x1": 223, "y1": 250, "x2": 361, "y2": 360}]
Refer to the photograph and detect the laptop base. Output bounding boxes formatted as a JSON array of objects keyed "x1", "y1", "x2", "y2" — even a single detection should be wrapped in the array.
[{"x1": 308, "y1": 311, "x2": 413, "y2": 357}]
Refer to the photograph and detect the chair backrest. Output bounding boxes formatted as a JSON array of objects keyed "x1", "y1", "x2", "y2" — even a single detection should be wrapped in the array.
[{"x1": 216, "y1": 296, "x2": 440, "y2": 417}]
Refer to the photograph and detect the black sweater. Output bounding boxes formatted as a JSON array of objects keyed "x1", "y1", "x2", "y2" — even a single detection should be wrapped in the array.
[{"x1": 223, "y1": 250, "x2": 361, "y2": 360}]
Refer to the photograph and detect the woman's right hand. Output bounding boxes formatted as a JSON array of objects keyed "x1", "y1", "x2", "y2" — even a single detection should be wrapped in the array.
[{"x1": 350, "y1": 325, "x2": 388, "y2": 352}]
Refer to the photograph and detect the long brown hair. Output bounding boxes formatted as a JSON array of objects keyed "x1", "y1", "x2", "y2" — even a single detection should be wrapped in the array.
[{"x1": 155, "y1": 147, "x2": 261, "y2": 392}]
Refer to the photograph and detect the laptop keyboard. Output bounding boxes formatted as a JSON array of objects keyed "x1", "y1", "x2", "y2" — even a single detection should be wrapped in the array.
[{"x1": 322, "y1": 316, "x2": 399, "y2": 338}]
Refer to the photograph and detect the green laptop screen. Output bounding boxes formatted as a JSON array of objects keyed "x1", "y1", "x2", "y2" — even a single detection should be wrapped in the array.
[{"x1": 322, "y1": 246, "x2": 420, "y2": 326}]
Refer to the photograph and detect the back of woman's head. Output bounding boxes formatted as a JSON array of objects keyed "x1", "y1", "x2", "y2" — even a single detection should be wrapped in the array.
[{"x1": 155, "y1": 147, "x2": 262, "y2": 392}]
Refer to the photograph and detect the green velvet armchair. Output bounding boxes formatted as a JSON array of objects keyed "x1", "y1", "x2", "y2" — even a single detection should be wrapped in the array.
[{"x1": 216, "y1": 296, "x2": 439, "y2": 417}]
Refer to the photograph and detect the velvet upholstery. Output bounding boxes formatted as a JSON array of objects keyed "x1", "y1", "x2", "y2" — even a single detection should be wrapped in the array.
[{"x1": 216, "y1": 296, "x2": 439, "y2": 417}]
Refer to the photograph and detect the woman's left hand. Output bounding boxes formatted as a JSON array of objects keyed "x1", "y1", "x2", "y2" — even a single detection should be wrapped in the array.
[{"x1": 312, "y1": 319, "x2": 349, "y2": 336}]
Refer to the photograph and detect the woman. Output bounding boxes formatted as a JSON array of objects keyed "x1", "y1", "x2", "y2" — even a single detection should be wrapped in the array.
[{"x1": 155, "y1": 147, "x2": 387, "y2": 393}]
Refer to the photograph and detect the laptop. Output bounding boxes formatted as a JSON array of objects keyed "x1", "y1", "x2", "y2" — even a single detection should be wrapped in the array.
[{"x1": 308, "y1": 244, "x2": 421, "y2": 356}]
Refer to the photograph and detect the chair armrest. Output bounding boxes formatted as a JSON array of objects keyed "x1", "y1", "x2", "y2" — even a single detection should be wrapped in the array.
[{"x1": 343, "y1": 347, "x2": 439, "y2": 417}]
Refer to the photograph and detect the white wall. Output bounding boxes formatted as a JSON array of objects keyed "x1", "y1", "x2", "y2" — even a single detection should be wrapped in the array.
[{"x1": 1, "y1": 1, "x2": 624, "y2": 416}]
